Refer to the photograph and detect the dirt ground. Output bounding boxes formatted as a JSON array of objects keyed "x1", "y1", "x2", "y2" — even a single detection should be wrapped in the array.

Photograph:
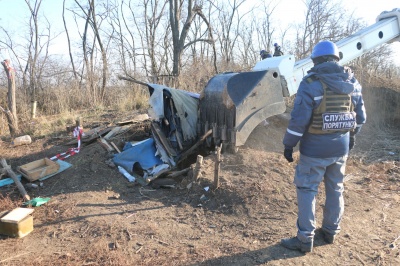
[{"x1": 0, "y1": 103, "x2": 399, "y2": 265}]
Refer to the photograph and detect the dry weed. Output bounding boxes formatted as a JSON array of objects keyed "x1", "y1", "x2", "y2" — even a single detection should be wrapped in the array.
[{"x1": 0, "y1": 193, "x2": 23, "y2": 212}]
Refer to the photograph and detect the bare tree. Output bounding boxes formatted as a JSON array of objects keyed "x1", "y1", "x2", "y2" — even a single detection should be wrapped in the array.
[
  {"x1": 237, "y1": 17, "x2": 257, "y2": 68},
  {"x1": 91, "y1": 0, "x2": 108, "y2": 102},
  {"x1": 0, "y1": 29, "x2": 27, "y2": 91},
  {"x1": 256, "y1": 1, "x2": 277, "y2": 56},
  {"x1": 24, "y1": 0, "x2": 43, "y2": 118},
  {"x1": 137, "y1": 0, "x2": 169, "y2": 80},
  {"x1": 107, "y1": 0, "x2": 140, "y2": 78},
  {"x1": 0, "y1": 59, "x2": 19, "y2": 136},
  {"x1": 72, "y1": 0, "x2": 110, "y2": 104},
  {"x1": 215, "y1": 0, "x2": 251, "y2": 66},
  {"x1": 293, "y1": 0, "x2": 344, "y2": 59},
  {"x1": 168, "y1": 0, "x2": 215, "y2": 80},
  {"x1": 63, "y1": 0, "x2": 78, "y2": 80}
]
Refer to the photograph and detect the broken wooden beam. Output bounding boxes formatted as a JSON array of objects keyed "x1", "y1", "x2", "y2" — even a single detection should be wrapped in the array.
[
  {"x1": 177, "y1": 129, "x2": 212, "y2": 164},
  {"x1": 166, "y1": 167, "x2": 190, "y2": 179},
  {"x1": 110, "y1": 142, "x2": 121, "y2": 153},
  {"x1": 151, "y1": 121, "x2": 177, "y2": 157},
  {"x1": 0, "y1": 159, "x2": 30, "y2": 201},
  {"x1": 146, "y1": 168, "x2": 171, "y2": 183},
  {"x1": 103, "y1": 126, "x2": 122, "y2": 140},
  {"x1": 214, "y1": 144, "x2": 222, "y2": 189},
  {"x1": 116, "y1": 114, "x2": 150, "y2": 126},
  {"x1": 193, "y1": 155, "x2": 203, "y2": 182},
  {"x1": 97, "y1": 137, "x2": 115, "y2": 152}
]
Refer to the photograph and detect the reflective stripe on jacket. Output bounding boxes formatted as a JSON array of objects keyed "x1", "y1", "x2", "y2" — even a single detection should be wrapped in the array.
[{"x1": 283, "y1": 62, "x2": 367, "y2": 158}]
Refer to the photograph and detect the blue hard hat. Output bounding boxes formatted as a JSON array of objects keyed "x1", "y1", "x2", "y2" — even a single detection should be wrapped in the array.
[
  {"x1": 311, "y1": 40, "x2": 340, "y2": 60},
  {"x1": 274, "y1": 43, "x2": 278, "y2": 47},
  {"x1": 260, "y1": 50, "x2": 266, "y2": 55}
]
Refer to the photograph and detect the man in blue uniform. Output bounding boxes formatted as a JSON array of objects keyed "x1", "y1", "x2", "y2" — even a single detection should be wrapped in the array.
[
  {"x1": 273, "y1": 43, "x2": 284, "y2": 56},
  {"x1": 260, "y1": 50, "x2": 272, "y2": 60},
  {"x1": 281, "y1": 40, "x2": 367, "y2": 253}
]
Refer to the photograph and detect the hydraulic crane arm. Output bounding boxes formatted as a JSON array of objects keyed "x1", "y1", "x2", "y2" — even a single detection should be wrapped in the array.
[{"x1": 254, "y1": 8, "x2": 400, "y2": 96}]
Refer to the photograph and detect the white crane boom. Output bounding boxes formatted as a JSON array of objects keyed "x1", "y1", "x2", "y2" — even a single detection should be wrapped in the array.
[{"x1": 254, "y1": 8, "x2": 400, "y2": 96}]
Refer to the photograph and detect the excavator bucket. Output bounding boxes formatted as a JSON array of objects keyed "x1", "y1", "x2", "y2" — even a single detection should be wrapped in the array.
[{"x1": 198, "y1": 69, "x2": 286, "y2": 152}]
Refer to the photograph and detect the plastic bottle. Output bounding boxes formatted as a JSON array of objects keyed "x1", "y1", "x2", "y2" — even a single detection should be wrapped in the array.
[
  {"x1": 117, "y1": 166, "x2": 136, "y2": 182},
  {"x1": 12, "y1": 135, "x2": 32, "y2": 146}
]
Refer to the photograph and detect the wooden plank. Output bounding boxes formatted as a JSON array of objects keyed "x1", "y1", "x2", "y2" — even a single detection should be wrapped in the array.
[
  {"x1": 169, "y1": 99, "x2": 183, "y2": 150},
  {"x1": 103, "y1": 126, "x2": 121, "y2": 140},
  {"x1": 151, "y1": 122, "x2": 177, "y2": 157},
  {"x1": 110, "y1": 142, "x2": 121, "y2": 153},
  {"x1": 0, "y1": 208, "x2": 34, "y2": 224},
  {"x1": 83, "y1": 125, "x2": 107, "y2": 137},
  {"x1": 107, "y1": 126, "x2": 134, "y2": 139},
  {"x1": 116, "y1": 114, "x2": 149, "y2": 126},
  {"x1": 0, "y1": 175, "x2": 22, "y2": 188},
  {"x1": 97, "y1": 138, "x2": 115, "y2": 152}
]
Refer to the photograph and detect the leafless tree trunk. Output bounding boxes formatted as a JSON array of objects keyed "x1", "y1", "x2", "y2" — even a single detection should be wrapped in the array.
[
  {"x1": 107, "y1": 0, "x2": 138, "y2": 78},
  {"x1": 256, "y1": 2, "x2": 277, "y2": 57},
  {"x1": 134, "y1": 0, "x2": 169, "y2": 80},
  {"x1": 0, "y1": 29, "x2": 27, "y2": 93},
  {"x1": 215, "y1": 0, "x2": 250, "y2": 67},
  {"x1": 73, "y1": 0, "x2": 110, "y2": 104},
  {"x1": 1, "y1": 59, "x2": 19, "y2": 136},
  {"x1": 90, "y1": 0, "x2": 108, "y2": 102},
  {"x1": 168, "y1": 0, "x2": 215, "y2": 79},
  {"x1": 79, "y1": 1, "x2": 95, "y2": 103},
  {"x1": 25, "y1": 0, "x2": 42, "y2": 119},
  {"x1": 237, "y1": 18, "x2": 257, "y2": 68},
  {"x1": 195, "y1": 9, "x2": 218, "y2": 74},
  {"x1": 63, "y1": 0, "x2": 78, "y2": 80}
]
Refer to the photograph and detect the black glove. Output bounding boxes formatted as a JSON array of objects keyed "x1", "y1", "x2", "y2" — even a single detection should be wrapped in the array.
[
  {"x1": 284, "y1": 148, "x2": 294, "y2": 162},
  {"x1": 349, "y1": 134, "x2": 355, "y2": 150}
]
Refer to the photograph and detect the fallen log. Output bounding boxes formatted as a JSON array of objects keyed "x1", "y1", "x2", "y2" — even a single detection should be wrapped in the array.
[
  {"x1": 146, "y1": 168, "x2": 171, "y2": 183},
  {"x1": 0, "y1": 158, "x2": 30, "y2": 201},
  {"x1": 166, "y1": 167, "x2": 190, "y2": 179}
]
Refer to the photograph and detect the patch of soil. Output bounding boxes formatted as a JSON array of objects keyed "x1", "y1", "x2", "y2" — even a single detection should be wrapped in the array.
[{"x1": 0, "y1": 109, "x2": 399, "y2": 265}]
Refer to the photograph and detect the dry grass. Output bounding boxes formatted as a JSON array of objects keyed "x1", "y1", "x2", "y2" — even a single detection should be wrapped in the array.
[
  {"x1": 0, "y1": 193, "x2": 23, "y2": 213},
  {"x1": 0, "y1": 83, "x2": 150, "y2": 138}
]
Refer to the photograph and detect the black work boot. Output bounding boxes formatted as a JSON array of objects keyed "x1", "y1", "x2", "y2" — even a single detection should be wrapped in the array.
[
  {"x1": 321, "y1": 230, "x2": 336, "y2": 244},
  {"x1": 281, "y1": 237, "x2": 313, "y2": 253}
]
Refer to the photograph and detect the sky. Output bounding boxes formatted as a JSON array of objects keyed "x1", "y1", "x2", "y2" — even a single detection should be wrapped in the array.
[{"x1": 0, "y1": 0, "x2": 399, "y2": 65}]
